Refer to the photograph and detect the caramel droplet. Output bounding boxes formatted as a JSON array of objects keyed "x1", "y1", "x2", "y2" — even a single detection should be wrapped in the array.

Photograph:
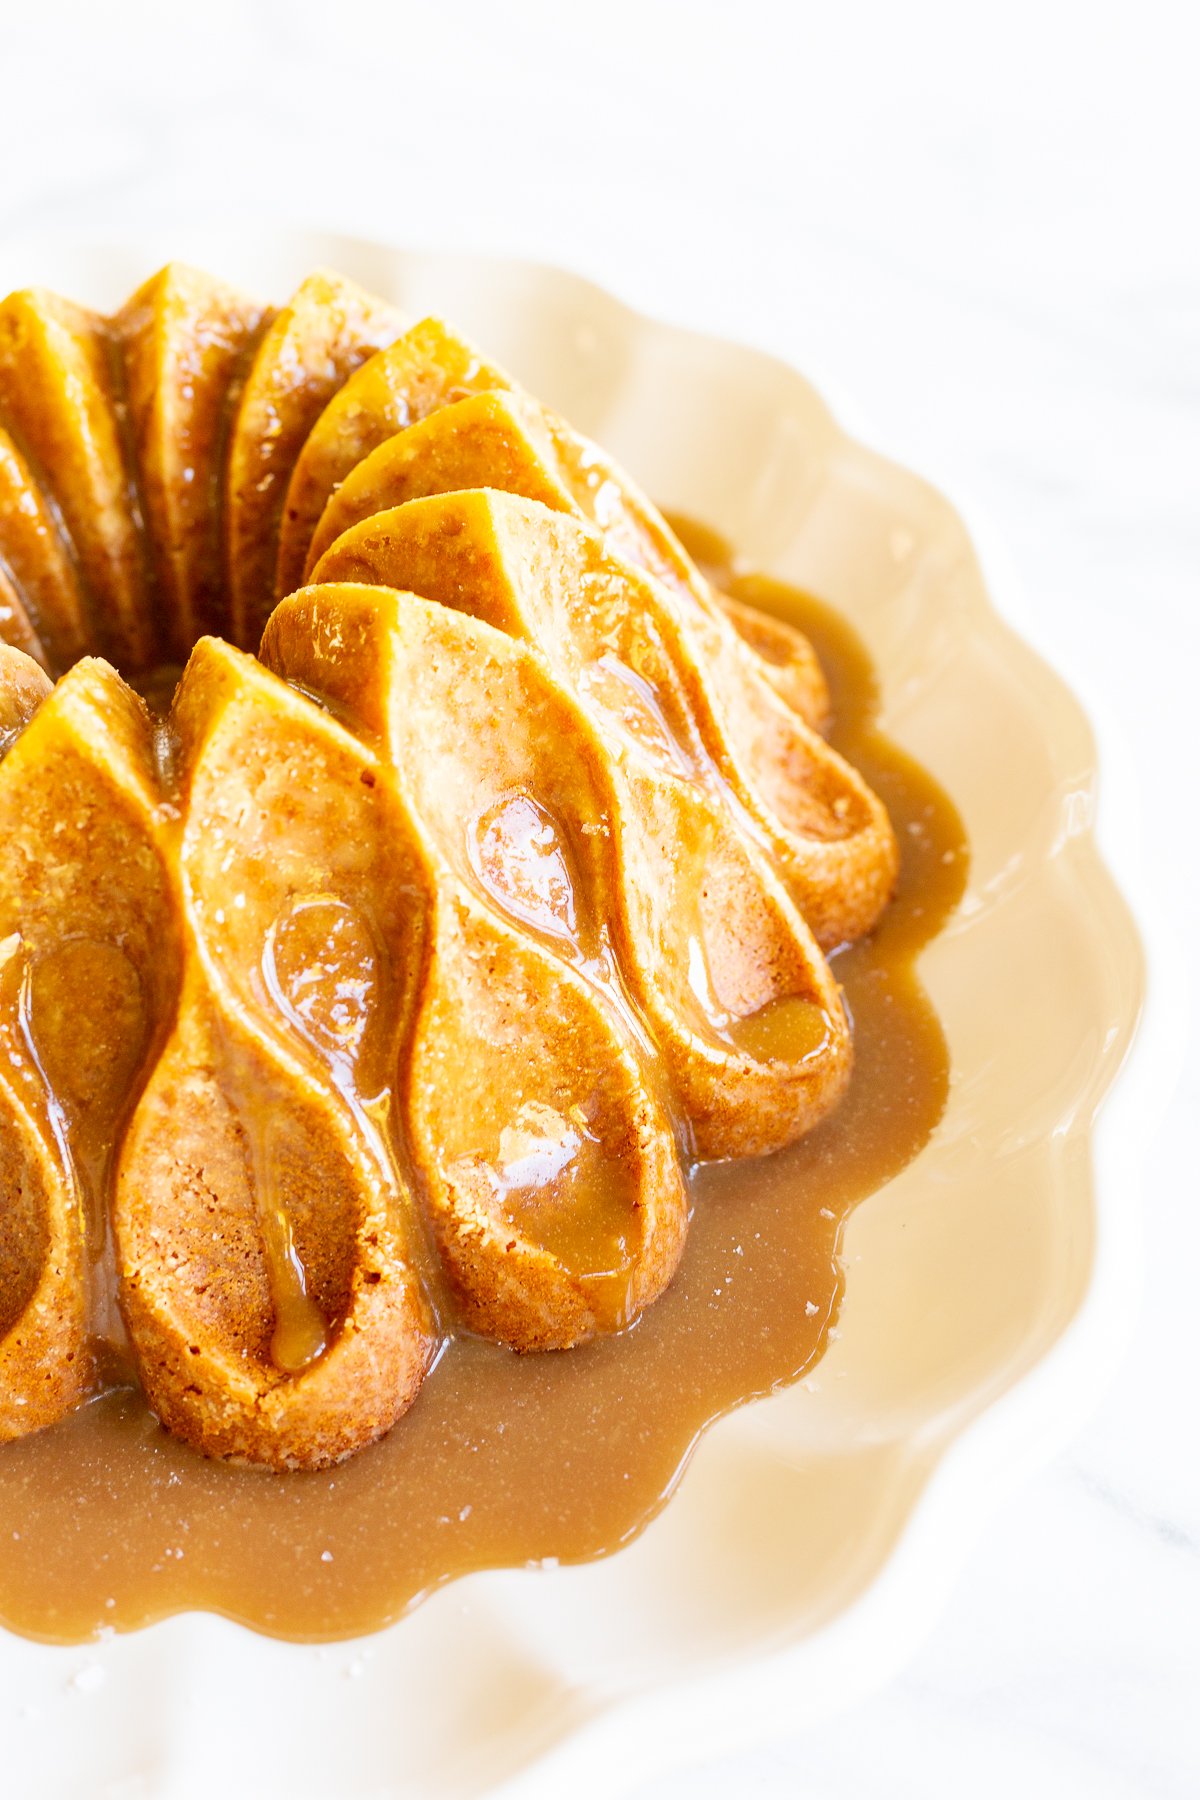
[
  {"x1": 469, "y1": 793, "x2": 580, "y2": 947},
  {"x1": 728, "y1": 995, "x2": 833, "y2": 1064},
  {"x1": 258, "y1": 1196, "x2": 329, "y2": 1376},
  {"x1": 242, "y1": 1099, "x2": 329, "y2": 1377}
]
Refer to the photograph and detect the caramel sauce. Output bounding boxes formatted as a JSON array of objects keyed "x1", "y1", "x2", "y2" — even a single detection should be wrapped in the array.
[
  {"x1": 729, "y1": 993, "x2": 832, "y2": 1063},
  {"x1": 255, "y1": 890, "x2": 399, "y2": 1364},
  {"x1": 246, "y1": 1118, "x2": 330, "y2": 1377},
  {"x1": 491, "y1": 1100, "x2": 637, "y2": 1296},
  {"x1": 0, "y1": 524, "x2": 967, "y2": 1643},
  {"x1": 469, "y1": 794, "x2": 582, "y2": 948},
  {"x1": 577, "y1": 651, "x2": 699, "y2": 778}
]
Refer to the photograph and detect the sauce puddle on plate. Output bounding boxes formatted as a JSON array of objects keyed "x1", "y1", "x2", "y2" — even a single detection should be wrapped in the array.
[{"x1": 0, "y1": 523, "x2": 967, "y2": 1642}]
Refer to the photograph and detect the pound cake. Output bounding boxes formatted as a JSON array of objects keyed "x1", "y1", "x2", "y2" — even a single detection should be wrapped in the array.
[{"x1": 0, "y1": 265, "x2": 897, "y2": 1471}]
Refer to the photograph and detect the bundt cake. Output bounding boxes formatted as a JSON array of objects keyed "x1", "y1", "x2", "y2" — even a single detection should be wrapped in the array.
[{"x1": 0, "y1": 265, "x2": 897, "y2": 1470}]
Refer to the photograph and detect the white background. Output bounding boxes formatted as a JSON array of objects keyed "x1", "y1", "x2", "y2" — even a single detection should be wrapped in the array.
[{"x1": 1, "y1": 2, "x2": 1198, "y2": 1794}]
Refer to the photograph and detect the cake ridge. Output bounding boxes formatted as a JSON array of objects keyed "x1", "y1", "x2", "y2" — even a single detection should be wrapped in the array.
[
  {"x1": 115, "y1": 264, "x2": 275, "y2": 661},
  {"x1": 0, "y1": 287, "x2": 157, "y2": 671},
  {"x1": 266, "y1": 575, "x2": 852, "y2": 1161},
  {"x1": 225, "y1": 270, "x2": 407, "y2": 651},
  {"x1": 311, "y1": 487, "x2": 896, "y2": 948},
  {"x1": 260, "y1": 585, "x2": 690, "y2": 1346},
  {"x1": 290, "y1": 315, "x2": 832, "y2": 728},
  {"x1": 0, "y1": 651, "x2": 176, "y2": 1433},
  {"x1": 115, "y1": 633, "x2": 438, "y2": 1466},
  {"x1": 0, "y1": 424, "x2": 91, "y2": 670}
]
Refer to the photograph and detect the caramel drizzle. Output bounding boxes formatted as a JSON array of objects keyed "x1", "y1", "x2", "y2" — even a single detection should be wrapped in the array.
[
  {"x1": 257, "y1": 889, "x2": 448, "y2": 1357},
  {"x1": 242, "y1": 1106, "x2": 328, "y2": 1376}
]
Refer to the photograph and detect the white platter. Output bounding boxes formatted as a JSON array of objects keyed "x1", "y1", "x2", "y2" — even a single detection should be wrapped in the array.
[{"x1": 0, "y1": 232, "x2": 1156, "y2": 1800}]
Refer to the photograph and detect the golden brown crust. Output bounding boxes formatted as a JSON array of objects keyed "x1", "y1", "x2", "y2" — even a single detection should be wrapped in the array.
[
  {"x1": 0, "y1": 660, "x2": 90, "y2": 1435},
  {"x1": 0, "y1": 643, "x2": 51, "y2": 733},
  {"x1": 0, "y1": 291, "x2": 155, "y2": 671},
  {"x1": 0, "y1": 654, "x2": 167, "y2": 1438},
  {"x1": 116, "y1": 264, "x2": 272, "y2": 660},
  {"x1": 0, "y1": 428, "x2": 90, "y2": 673},
  {"x1": 544, "y1": 416, "x2": 833, "y2": 729},
  {"x1": 225, "y1": 272, "x2": 405, "y2": 652},
  {"x1": 299, "y1": 344, "x2": 830, "y2": 729},
  {"x1": 713, "y1": 588, "x2": 833, "y2": 732},
  {"x1": 278, "y1": 318, "x2": 505, "y2": 599},
  {"x1": 303, "y1": 388, "x2": 570, "y2": 576},
  {"x1": 0, "y1": 566, "x2": 46, "y2": 671}
]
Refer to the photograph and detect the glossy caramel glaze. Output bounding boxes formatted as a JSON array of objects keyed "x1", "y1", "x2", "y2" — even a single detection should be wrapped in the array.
[{"x1": 0, "y1": 524, "x2": 966, "y2": 1642}]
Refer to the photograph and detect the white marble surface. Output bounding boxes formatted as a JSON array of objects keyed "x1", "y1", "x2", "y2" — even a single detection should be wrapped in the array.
[{"x1": 2, "y1": 1, "x2": 1198, "y2": 1794}]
